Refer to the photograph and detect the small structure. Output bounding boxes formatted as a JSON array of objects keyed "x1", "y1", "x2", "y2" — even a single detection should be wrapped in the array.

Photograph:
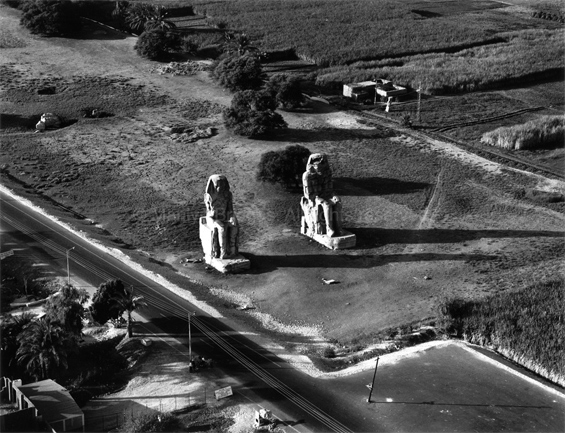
[
  {"x1": 300, "y1": 154, "x2": 356, "y2": 249},
  {"x1": 199, "y1": 174, "x2": 250, "y2": 273},
  {"x1": 1, "y1": 377, "x2": 84, "y2": 432},
  {"x1": 253, "y1": 409, "x2": 278, "y2": 431},
  {"x1": 343, "y1": 79, "x2": 407, "y2": 103},
  {"x1": 35, "y1": 113, "x2": 61, "y2": 132}
]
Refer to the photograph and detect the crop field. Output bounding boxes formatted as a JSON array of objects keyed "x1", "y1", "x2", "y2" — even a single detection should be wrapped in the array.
[
  {"x1": 190, "y1": 0, "x2": 564, "y2": 92},
  {"x1": 316, "y1": 29, "x2": 564, "y2": 93}
]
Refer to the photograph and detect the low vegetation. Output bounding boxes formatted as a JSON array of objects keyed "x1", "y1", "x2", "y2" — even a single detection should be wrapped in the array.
[
  {"x1": 257, "y1": 145, "x2": 311, "y2": 187},
  {"x1": 223, "y1": 89, "x2": 287, "y2": 137},
  {"x1": 193, "y1": 0, "x2": 563, "y2": 94},
  {"x1": 19, "y1": 0, "x2": 82, "y2": 36},
  {"x1": 134, "y1": 28, "x2": 179, "y2": 60},
  {"x1": 437, "y1": 278, "x2": 565, "y2": 386},
  {"x1": 481, "y1": 115, "x2": 565, "y2": 150},
  {"x1": 212, "y1": 54, "x2": 264, "y2": 91},
  {"x1": 316, "y1": 29, "x2": 565, "y2": 93}
]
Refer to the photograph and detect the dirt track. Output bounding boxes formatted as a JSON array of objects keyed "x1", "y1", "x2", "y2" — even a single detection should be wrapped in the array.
[{"x1": 1, "y1": 4, "x2": 564, "y2": 352}]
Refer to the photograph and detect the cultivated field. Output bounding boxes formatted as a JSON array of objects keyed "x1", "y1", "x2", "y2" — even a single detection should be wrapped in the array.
[
  {"x1": 193, "y1": 0, "x2": 564, "y2": 92},
  {"x1": 1, "y1": 0, "x2": 564, "y2": 377}
]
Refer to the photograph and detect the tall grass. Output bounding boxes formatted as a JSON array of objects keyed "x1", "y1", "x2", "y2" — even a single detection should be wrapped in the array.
[
  {"x1": 315, "y1": 29, "x2": 564, "y2": 93},
  {"x1": 481, "y1": 115, "x2": 565, "y2": 150},
  {"x1": 437, "y1": 278, "x2": 565, "y2": 386},
  {"x1": 193, "y1": 0, "x2": 518, "y2": 66}
]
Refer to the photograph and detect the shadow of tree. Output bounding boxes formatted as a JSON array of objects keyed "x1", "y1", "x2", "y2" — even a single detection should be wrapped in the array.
[
  {"x1": 350, "y1": 228, "x2": 564, "y2": 249},
  {"x1": 245, "y1": 251, "x2": 497, "y2": 273},
  {"x1": 334, "y1": 177, "x2": 431, "y2": 196}
]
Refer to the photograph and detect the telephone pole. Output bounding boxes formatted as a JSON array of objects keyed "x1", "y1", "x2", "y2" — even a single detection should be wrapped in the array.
[
  {"x1": 417, "y1": 82, "x2": 422, "y2": 123},
  {"x1": 367, "y1": 357, "x2": 380, "y2": 403}
]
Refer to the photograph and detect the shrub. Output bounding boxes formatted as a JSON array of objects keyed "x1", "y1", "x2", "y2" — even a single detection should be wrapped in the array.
[
  {"x1": 480, "y1": 115, "x2": 565, "y2": 150},
  {"x1": 180, "y1": 36, "x2": 199, "y2": 54},
  {"x1": 265, "y1": 74, "x2": 304, "y2": 109},
  {"x1": 212, "y1": 54, "x2": 264, "y2": 91},
  {"x1": 257, "y1": 144, "x2": 310, "y2": 187},
  {"x1": 322, "y1": 346, "x2": 336, "y2": 358},
  {"x1": 223, "y1": 89, "x2": 287, "y2": 137},
  {"x1": 20, "y1": 0, "x2": 82, "y2": 36},
  {"x1": 90, "y1": 279, "x2": 125, "y2": 325},
  {"x1": 135, "y1": 29, "x2": 176, "y2": 60}
]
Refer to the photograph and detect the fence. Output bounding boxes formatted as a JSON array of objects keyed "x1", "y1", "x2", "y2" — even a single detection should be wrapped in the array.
[{"x1": 84, "y1": 385, "x2": 222, "y2": 432}]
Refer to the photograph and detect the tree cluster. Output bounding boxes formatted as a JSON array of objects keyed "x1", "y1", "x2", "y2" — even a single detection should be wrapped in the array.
[
  {"x1": 1, "y1": 283, "x2": 88, "y2": 381},
  {"x1": 214, "y1": 53, "x2": 305, "y2": 137},
  {"x1": 134, "y1": 29, "x2": 179, "y2": 60},
  {"x1": 256, "y1": 145, "x2": 311, "y2": 187},
  {"x1": 0, "y1": 278, "x2": 146, "y2": 382},
  {"x1": 19, "y1": 0, "x2": 82, "y2": 36},
  {"x1": 223, "y1": 89, "x2": 287, "y2": 138}
]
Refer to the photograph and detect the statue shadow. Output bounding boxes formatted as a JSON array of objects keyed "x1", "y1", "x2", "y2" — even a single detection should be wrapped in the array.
[
  {"x1": 334, "y1": 177, "x2": 431, "y2": 196},
  {"x1": 245, "y1": 251, "x2": 498, "y2": 272},
  {"x1": 351, "y1": 227, "x2": 565, "y2": 249},
  {"x1": 244, "y1": 227, "x2": 563, "y2": 272}
]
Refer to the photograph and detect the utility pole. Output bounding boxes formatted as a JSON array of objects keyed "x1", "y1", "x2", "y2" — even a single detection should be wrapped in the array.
[
  {"x1": 188, "y1": 311, "x2": 196, "y2": 360},
  {"x1": 417, "y1": 82, "x2": 422, "y2": 123},
  {"x1": 66, "y1": 247, "x2": 75, "y2": 285},
  {"x1": 367, "y1": 357, "x2": 380, "y2": 403}
]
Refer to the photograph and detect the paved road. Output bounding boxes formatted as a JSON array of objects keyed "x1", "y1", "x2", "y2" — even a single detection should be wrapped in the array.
[{"x1": 2, "y1": 188, "x2": 564, "y2": 433}]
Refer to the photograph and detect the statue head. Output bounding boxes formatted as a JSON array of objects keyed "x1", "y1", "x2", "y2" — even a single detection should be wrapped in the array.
[
  {"x1": 206, "y1": 174, "x2": 230, "y2": 197},
  {"x1": 306, "y1": 153, "x2": 331, "y2": 176}
]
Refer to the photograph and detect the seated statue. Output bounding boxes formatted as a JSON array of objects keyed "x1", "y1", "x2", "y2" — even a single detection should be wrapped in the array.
[
  {"x1": 300, "y1": 153, "x2": 342, "y2": 237},
  {"x1": 203, "y1": 174, "x2": 239, "y2": 259}
]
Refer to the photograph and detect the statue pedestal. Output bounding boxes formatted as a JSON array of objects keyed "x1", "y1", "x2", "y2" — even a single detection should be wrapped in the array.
[
  {"x1": 300, "y1": 218, "x2": 356, "y2": 250},
  {"x1": 205, "y1": 255, "x2": 251, "y2": 273},
  {"x1": 199, "y1": 216, "x2": 250, "y2": 273}
]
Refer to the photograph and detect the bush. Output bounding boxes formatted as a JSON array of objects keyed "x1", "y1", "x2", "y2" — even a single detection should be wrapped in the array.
[
  {"x1": 135, "y1": 29, "x2": 176, "y2": 60},
  {"x1": 322, "y1": 346, "x2": 336, "y2": 358},
  {"x1": 20, "y1": 0, "x2": 82, "y2": 36},
  {"x1": 180, "y1": 35, "x2": 199, "y2": 54},
  {"x1": 223, "y1": 89, "x2": 287, "y2": 137},
  {"x1": 265, "y1": 74, "x2": 304, "y2": 109},
  {"x1": 257, "y1": 144, "x2": 310, "y2": 187},
  {"x1": 212, "y1": 54, "x2": 264, "y2": 91},
  {"x1": 90, "y1": 279, "x2": 125, "y2": 325},
  {"x1": 481, "y1": 115, "x2": 565, "y2": 150}
]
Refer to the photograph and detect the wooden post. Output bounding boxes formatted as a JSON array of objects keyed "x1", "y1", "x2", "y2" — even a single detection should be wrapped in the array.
[
  {"x1": 367, "y1": 357, "x2": 380, "y2": 403},
  {"x1": 417, "y1": 82, "x2": 422, "y2": 123}
]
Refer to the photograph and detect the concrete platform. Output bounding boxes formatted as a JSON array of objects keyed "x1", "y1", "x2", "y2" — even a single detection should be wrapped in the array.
[
  {"x1": 303, "y1": 229, "x2": 356, "y2": 250},
  {"x1": 205, "y1": 254, "x2": 250, "y2": 273}
]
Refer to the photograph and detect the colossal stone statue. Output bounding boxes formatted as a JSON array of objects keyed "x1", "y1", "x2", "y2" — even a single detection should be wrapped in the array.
[
  {"x1": 199, "y1": 175, "x2": 250, "y2": 272},
  {"x1": 301, "y1": 153, "x2": 343, "y2": 237},
  {"x1": 300, "y1": 154, "x2": 356, "y2": 249}
]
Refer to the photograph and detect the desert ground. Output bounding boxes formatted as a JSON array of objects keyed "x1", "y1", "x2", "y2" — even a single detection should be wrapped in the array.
[{"x1": 1, "y1": 1, "x2": 564, "y2": 361}]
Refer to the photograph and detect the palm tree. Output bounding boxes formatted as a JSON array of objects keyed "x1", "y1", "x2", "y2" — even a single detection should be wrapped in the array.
[
  {"x1": 145, "y1": 5, "x2": 177, "y2": 32},
  {"x1": 16, "y1": 318, "x2": 75, "y2": 380},
  {"x1": 112, "y1": 286, "x2": 148, "y2": 338},
  {"x1": 126, "y1": 3, "x2": 176, "y2": 34},
  {"x1": 1, "y1": 313, "x2": 36, "y2": 376}
]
